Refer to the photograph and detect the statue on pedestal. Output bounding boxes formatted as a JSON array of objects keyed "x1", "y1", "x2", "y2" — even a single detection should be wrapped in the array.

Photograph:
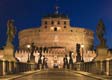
[
  {"x1": 96, "y1": 19, "x2": 106, "y2": 48},
  {"x1": 3, "y1": 19, "x2": 16, "y2": 61},
  {"x1": 95, "y1": 19, "x2": 108, "y2": 61},
  {"x1": 6, "y1": 19, "x2": 16, "y2": 46},
  {"x1": 63, "y1": 55, "x2": 68, "y2": 68}
]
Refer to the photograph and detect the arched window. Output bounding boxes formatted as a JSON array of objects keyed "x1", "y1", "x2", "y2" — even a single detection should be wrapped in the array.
[
  {"x1": 64, "y1": 26, "x2": 66, "y2": 28},
  {"x1": 51, "y1": 21, "x2": 54, "y2": 25},
  {"x1": 54, "y1": 27, "x2": 57, "y2": 31},
  {"x1": 64, "y1": 21, "x2": 66, "y2": 25},
  {"x1": 58, "y1": 21, "x2": 60, "y2": 25},
  {"x1": 45, "y1": 21, "x2": 47, "y2": 24}
]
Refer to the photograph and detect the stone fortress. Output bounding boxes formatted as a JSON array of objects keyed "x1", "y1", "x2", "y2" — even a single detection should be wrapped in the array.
[
  {"x1": 19, "y1": 14, "x2": 94, "y2": 51},
  {"x1": 16, "y1": 12, "x2": 96, "y2": 68},
  {"x1": 0, "y1": 2, "x2": 112, "y2": 77}
]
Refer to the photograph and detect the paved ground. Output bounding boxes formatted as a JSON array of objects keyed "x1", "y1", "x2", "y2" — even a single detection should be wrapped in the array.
[
  {"x1": 11, "y1": 69, "x2": 99, "y2": 80},
  {"x1": 0, "y1": 69, "x2": 112, "y2": 80}
]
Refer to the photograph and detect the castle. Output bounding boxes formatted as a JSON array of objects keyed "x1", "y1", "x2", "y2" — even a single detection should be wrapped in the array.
[{"x1": 15, "y1": 12, "x2": 96, "y2": 68}]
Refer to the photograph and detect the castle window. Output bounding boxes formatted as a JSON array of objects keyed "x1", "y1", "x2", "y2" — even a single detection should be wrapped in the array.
[
  {"x1": 45, "y1": 21, "x2": 47, "y2": 24},
  {"x1": 54, "y1": 27, "x2": 57, "y2": 31},
  {"x1": 45, "y1": 26, "x2": 47, "y2": 28},
  {"x1": 64, "y1": 26, "x2": 66, "y2": 28},
  {"x1": 70, "y1": 30, "x2": 73, "y2": 32},
  {"x1": 64, "y1": 21, "x2": 66, "y2": 25},
  {"x1": 51, "y1": 21, "x2": 54, "y2": 25},
  {"x1": 58, "y1": 21, "x2": 60, "y2": 24}
]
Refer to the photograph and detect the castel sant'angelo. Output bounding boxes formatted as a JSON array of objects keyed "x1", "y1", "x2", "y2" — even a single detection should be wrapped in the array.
[
  {"x1": 19, "y1": 12, "x2": 94, "y2": 53},
  {"x1": 17, "y1": 7, "x2": 95, "y2": 68}
]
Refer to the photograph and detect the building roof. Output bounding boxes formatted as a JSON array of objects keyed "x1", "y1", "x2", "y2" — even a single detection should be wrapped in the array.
[{"x1": 43, "y1": 13, "x2": 69, "y2": 19}]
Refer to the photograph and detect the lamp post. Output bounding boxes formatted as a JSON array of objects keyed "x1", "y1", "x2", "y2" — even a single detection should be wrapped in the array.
[
  {"x1": 81, "y1": 44, "x2": 84, "y2": 62},
  {"x1": 71, "y1": 52, "x2": 74, "y2": 58},
  {"x1": 27, "y1": 44, "x2": 31, "y2": 63}
]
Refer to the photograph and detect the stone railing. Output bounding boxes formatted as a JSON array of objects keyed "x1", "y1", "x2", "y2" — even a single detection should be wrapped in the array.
[
  {"x1": 73, "y1": 59, "x2": 112, "y2": 76},
  {"x1": 0, "y1": 59, "x2": 38, "y2": 76}
]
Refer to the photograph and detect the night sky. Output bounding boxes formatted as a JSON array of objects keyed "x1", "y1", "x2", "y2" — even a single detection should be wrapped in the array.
[{"x1": 0, "y1": 0, "x2": 112, "y2": 49}]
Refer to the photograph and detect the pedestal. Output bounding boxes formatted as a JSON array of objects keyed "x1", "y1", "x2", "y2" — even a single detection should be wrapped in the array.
[
  {"x1": 29, "y1": 55, "x2": 35, "y2": 63},
  {"x1": 65, "y1": 65, "x2": 68, "y2": 69},
  {"x1": 76, "y1": 62, "x2": 81, "y2": 71},
  {"x1": 39, "y1": 64, "x2": 42, "y2": 70},
  {"x1": 0, "y1": 59, "x2": 6, "y2": 76},
  {"x1": 3, "y1": 43, "x2": 16, "y2": 61},
  {"x1": 95, "y1": 48, "x2": 108, "y2": 61},
  {"x1": 69, "y1": 64, "x2": 72, "y2": 70}
]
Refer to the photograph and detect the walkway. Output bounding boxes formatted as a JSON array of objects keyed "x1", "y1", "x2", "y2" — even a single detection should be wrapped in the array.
[
  {"x1": 11, "y1": 69, "x2": 99, "y2": 80},
  {"x1": 0, "y1": 69, "x2": 111, "y2": 80}
]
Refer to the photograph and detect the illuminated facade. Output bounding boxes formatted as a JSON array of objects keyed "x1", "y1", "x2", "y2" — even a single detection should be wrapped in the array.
[
  {"x1": 19, "y1": 14, "x2": 94, "y2": 51},
  {"x1": 18, "y1": 13, "x2": 95, "y2": 68}
]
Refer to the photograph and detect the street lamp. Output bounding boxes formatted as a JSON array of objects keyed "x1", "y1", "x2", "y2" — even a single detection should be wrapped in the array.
[
  {"x1": 71, "y1": 52, "x2": 74, "y2": 56},
  {"x1": 27, "y1": 44, "x2": 31, "y2": 62},
  {"x1": 81, "y1": 44, "x2": 84, "y2": 62},
  {"x1": 27, "y1": 44, "x2": 31, "y2": 49}
]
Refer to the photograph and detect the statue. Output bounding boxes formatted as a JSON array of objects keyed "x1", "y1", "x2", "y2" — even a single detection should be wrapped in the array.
[
  {"x1": 95, "y1": 19, "x2": 108, "y2": 61},
  {"x1": 7, "y1": 19, "x2": 16, "y2": 44},
  {"x1": 3, "y1": 19, "x2": 16, "y2": 61},
  {"x1": 96, "y1": 19, "x2": 106, "y2": 48},
  {"x1": 63, "y1": 55, "x2": 68, "y2": 68}
]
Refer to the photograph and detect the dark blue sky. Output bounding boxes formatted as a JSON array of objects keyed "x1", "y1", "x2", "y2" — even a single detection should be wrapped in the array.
[{"x1": 0, "y1": 0, "x2": 112, "y2": 49}]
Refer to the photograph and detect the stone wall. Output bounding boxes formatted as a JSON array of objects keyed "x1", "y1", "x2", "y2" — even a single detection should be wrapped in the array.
[
  {"x1": 74, "y1": 59, "x2": 112, "y2": 76},
  {"x1": 18, "y1": 27, "x2": 94, "y2": 52},
  {"x1": 0, "y1": 60, "x2": 38, "y2": 76},
  {"x1": 0, "y1": 50, "x2": 4, "y2": 59}
]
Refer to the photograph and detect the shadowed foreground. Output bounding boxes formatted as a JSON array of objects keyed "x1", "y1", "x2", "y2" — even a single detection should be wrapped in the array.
[{"x1": 12, "y1": 69, "x2": 98, "y2": 80}]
